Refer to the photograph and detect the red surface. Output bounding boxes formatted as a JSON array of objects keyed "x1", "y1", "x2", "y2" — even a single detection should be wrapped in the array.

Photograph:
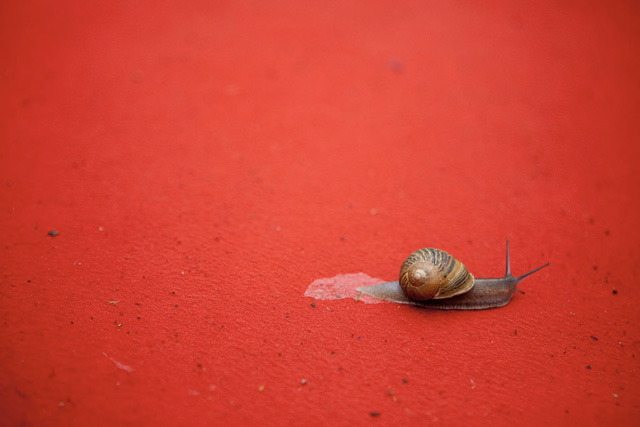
[{"x1": 1, "y1": 1, "x2": 639, "y2": 425}]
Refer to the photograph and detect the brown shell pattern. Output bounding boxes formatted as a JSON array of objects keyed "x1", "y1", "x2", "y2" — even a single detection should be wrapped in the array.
[{"x1": 399, "y1": 248, "x2": 475, "y2": 301}]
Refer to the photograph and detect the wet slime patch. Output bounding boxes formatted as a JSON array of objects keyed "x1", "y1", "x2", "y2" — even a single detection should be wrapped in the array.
[{"x1": 304, "y1": 273, "x2": 387, "y2": 304}]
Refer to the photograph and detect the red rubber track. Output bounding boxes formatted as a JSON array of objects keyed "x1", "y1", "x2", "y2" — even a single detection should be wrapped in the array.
[{"x1": 1, "y1": 1, "x2": 639, "y2": 426}]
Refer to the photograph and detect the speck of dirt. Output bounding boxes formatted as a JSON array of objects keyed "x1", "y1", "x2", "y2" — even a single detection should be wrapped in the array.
[
  {"x1": 389, "y1": 59, "x2": 404, "y2": 74},
  {"x1": 370, "y1": 412, "x2": 381, "y2": 417},
  {"x1": 612, "y1": 289, "x2": 618, "y2": 295},
  {"x1": 590, "y1": 335, "x2": 598, "y2": 341},
  {"x1": 48, "y1": 230, "x2": 59, "y2": 237},
  {"x1": 586, "y1": 365, "x2": 592, "y2": 370}
]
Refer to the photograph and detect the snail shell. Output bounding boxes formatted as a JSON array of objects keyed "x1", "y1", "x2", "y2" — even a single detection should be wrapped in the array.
[{"x1": 399, "y1": 248, "x2": 474, "y2": 301}]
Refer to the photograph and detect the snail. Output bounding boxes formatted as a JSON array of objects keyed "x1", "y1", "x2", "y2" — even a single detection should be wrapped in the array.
[{"x1": 356, "y1": 240, "x2": 549, "y2": 310}]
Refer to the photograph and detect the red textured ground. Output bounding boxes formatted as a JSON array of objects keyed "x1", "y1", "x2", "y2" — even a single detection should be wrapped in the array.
[{"x1": 1, "y1": 1, "x2": 639, "y2": 426}]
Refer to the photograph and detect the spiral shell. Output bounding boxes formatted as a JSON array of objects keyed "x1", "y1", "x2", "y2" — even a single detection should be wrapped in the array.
[{"x1": 399, "y1": 248, "x2": 474, "y2": 301}]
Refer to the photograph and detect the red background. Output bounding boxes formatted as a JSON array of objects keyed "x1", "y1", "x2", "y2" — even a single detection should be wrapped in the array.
[{"x1": 1, "y1": 1, "x2": 639, "y2": 425}]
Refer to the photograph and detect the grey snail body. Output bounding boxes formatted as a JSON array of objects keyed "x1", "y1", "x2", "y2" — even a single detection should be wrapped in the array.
[{"x1": 356, "y1": 240, "x2": 549, "y2": 310}]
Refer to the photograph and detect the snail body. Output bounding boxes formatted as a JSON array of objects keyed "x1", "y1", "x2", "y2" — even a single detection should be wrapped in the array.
[{"x1": 357, "y1": 240, "x2": 549, "y2": 310}]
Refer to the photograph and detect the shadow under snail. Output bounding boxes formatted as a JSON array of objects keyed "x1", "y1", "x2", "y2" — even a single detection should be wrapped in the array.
[{"x1": 356, "y1": 240, "x2": 550, "y2": 310}]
